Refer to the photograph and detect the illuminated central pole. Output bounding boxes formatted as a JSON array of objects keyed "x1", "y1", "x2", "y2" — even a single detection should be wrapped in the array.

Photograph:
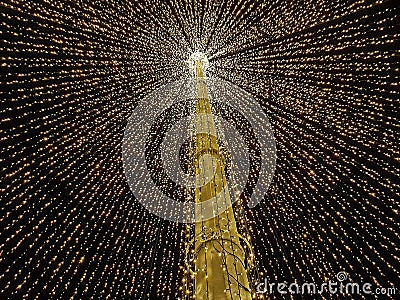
[{"x1": 192, "y1": 59, "x2": 252, "y2": 300}]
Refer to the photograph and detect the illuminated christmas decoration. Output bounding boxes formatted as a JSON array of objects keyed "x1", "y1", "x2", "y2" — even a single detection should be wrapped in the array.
[
  {"x1": 186, "y1": 57, "x2": 252, "y2": 299},
  {"x1": 0, "y1": 0, "x2": 399, "y2": 299}
]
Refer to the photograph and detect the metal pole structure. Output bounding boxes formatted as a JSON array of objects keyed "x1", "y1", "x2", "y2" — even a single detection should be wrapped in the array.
[{"x1": 192, "y1": 59, "x2": 252, "y2": 300}]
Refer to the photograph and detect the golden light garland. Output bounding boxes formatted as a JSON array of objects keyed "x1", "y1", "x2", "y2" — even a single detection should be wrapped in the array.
[{"x1": 0, "y1": 0, "x2": 399, "y2": 299}]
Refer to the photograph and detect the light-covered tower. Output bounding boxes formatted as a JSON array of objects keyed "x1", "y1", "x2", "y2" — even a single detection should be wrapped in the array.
[{"x1": 187, "y1": 53, "x2": 252, "y2": 300}]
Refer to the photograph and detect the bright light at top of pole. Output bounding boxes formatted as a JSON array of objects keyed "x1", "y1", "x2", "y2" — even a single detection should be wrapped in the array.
[{"x1": 188, "y1": 51, "x2": 209, "y2": 76}]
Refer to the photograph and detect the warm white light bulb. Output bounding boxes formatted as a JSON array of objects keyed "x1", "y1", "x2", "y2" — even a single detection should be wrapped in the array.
[{"x1": 187, "y1": 51, "x2": 209, "y2": 76}]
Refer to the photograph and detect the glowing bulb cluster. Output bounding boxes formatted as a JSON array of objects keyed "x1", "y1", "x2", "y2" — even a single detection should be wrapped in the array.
[{"x1": 0, "y1": 0, "x2": 398, "y2": 299}]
